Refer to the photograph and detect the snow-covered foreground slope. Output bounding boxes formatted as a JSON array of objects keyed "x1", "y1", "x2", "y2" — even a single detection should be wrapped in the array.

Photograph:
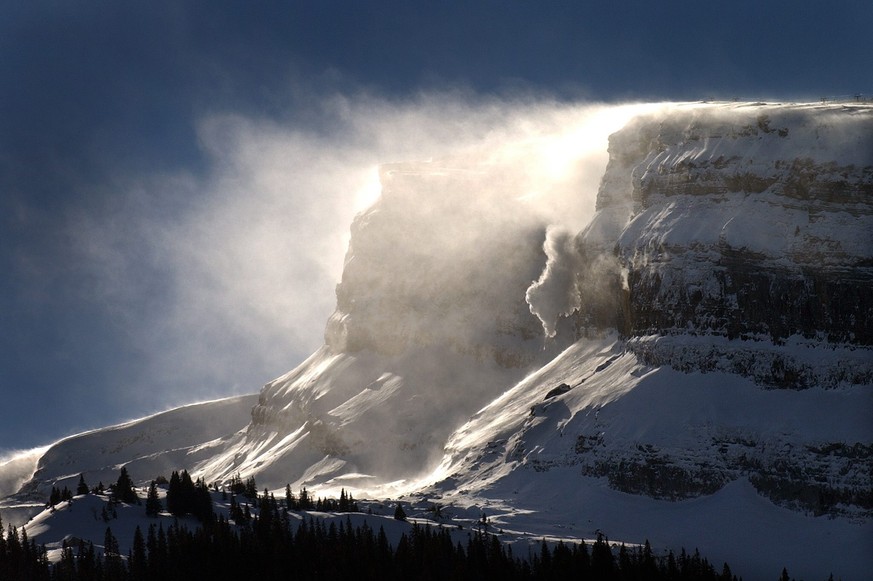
[
  {"x1": 0, "y1": 395, "x2": 256, "y2": 526},
  {"x1": 194, "y1": 346, "x2": 535, "y2": 496},
  {"x1": 2, "y1": 102, "x2": 871, "y2": 580},
  {"x1": 417, "y1": 334, "x2": 873, "y2": 580}
]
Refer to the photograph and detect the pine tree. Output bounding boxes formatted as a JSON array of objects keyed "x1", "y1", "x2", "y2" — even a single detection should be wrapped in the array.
[
  {"x1": 145, "y1": 481, "x2": 162, "y2": 517},
  {"x1": 103, "y1": 526, "x2": 124, "y2": 580},
  {"x1": 285, "y1": 484, "x2": 295, "y2": 510},
  {"x1": 244, "y1": 475, "x2": 258, "y2": 499},
  {"x1": 129, "y1": 526, "x2": 147, "y2": 581},
  {"x1": 299, "y1": 487, "x2": 312, "y2": 510},
  {"x1": 76, "y1": 474, "x2": 89, "y2": 495},
  {"x1": 114, "y1": 466, "x2": 138, "y2": 504},
  {"x1": 192, "y1": 477, "x2": 214, "y2": 522},
  {"x1": 591, "y1": 532, "x2": 615, "y2": 579},
  {"x1": 48, "y1": 486, "x2": 61, "y2": 507},
  {"x1": 167, "y1": 471, "x2": 182, "y2": 515},
  {"x1": 394, "y1": 503, "x2": 407, "y2": 521}
]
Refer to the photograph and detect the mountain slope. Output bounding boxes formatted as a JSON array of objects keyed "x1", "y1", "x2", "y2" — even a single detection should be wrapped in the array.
[
  {"x1": 0, "y1": 395, "x2": 256, "y2": 526},
  {"x1": 3, "y1": 102, "x2": 871, "y2": 580}
]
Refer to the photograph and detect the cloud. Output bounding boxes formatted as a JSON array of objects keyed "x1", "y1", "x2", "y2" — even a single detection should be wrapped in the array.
[
  {"x1": 0, "y1": 447, "x2": 48, "y2": 499},
  {"x1": 60, "y1": 87, "x2": 651, "y2": 418},
  {"x1": 525, "y1": 226, "x2": 585, "y2": 337}
]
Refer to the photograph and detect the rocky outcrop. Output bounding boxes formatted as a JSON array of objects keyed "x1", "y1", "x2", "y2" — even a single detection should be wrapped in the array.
[
  {"x1": 569, "y1": 104, "x2": 873, "y2": 365},
  {"x1": 325, "y1": 162, "x2": 547, "y2": 364},
  {"x1": 211, "y1": 160, "x2": 560, "y2": 489},
  {"x1": 435, "y1": 104, "x2": 873, "y2": 524}
]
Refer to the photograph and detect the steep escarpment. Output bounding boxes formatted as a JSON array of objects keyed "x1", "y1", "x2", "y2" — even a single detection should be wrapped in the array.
[
  {"x1": 564, "y1": 104, "x2": 873, "y2": 380},
  {"x1": 229, "y1": 104, "x2": 872, "y2": 507},
  {"x1": 203, "y1": 159, "x2": 560, "y2": 490},
  {"x1": 443, "y1": 103, "x2": 873, "y2": 529},
  {"x1": 325, "y1": 162, "x2": 547, "y2": 363}
]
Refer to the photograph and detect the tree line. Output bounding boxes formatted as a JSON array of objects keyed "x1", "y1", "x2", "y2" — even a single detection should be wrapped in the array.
[
  {"x1": 1, "y1": 511, "x2": 749, "y2": 581},
  {"x1": 1, "y1": 467, "x2": 832, "y2": 580}
]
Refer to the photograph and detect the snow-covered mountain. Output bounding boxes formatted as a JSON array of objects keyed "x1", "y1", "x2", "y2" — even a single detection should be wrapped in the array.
[{"x1": 3, "y1": 102, "x2": 871, "y2": 580}]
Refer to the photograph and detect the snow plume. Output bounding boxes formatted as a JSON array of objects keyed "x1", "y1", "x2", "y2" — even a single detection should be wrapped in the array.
[
  {"x1": 0, "y1": 447, "x2": 47, "y2": 498},
  {"x1": 54, "y1": 85, "x2": 659, "y2": 431},
  {"x1": 525, "y1": 226, "x2": 584, "y2": 337}
]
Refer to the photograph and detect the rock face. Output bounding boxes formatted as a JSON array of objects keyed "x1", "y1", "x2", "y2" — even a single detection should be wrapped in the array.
[
  {"x1": 570, "y1": 104, "x2": 873, "y2": 383},
  {"x1": 442, "y1": 103, "x2": 873, "y2": 522},
  {"x1": 216, "y1": 103, "x2": 872, "y2": 513},
  {"x1": 197, "y1": 160, "x2": 556, "y2": 490},
  {"x1": 324, "y1": 162, "x2": 547, "y2": 364}
]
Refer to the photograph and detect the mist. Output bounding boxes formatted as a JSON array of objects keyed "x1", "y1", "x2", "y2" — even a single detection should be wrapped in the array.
[
  {"x1": 0, "y1": 447, "x2": 48, "y2": 499},
  {"x1": 56, "y1": 92, "x2": 653, "y2": 424}
]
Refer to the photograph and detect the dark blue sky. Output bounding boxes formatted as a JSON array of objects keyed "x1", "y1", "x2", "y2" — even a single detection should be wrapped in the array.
[{"x1": 1, "y1": 0, "x2": 871, "y2": 452}]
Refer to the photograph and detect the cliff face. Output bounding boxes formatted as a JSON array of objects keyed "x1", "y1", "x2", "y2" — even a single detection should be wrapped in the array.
[
  {"x1": 437, "y1": 103, "x2": 873, "y2": 523},
  {"x1": 227, "y1": 103, "x2": 872, "y2": 505},
  {"x1": 204, "y1": 160, "x2": 557, "y2": 490},
  {"x1": 325, "y1": 162, "x2": 547, "y2": 365},
  {"x1": 570, "y1": 104, "x2": 873, "y2": 386}
]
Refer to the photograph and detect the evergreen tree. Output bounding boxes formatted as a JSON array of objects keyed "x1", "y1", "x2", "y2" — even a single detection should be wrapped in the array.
[
  {"x1": 244, "y1": 475, "x2": 258, "y2": 499},
  {"x1": 55, "y1": 540, "x2": 75, "y2": 580},
  {"x1": 114, "y1": 467, "x2": 138, "y2": 504},
  {"x1": 76, "y1": 474, "x2": 90, "y2": 495},
  {"x1": 167, "y1": 471, "x2": 182, "y2": 515},
  {"x1": 145, "y1": 481, "x2": 162, "y2": 517},
  {"x1": 77, "y1": 540, "x2": 98, "y2": 580},
  {"x1": 393, "y1": 503, "x2": 407, "y2": 521},
  {"x1": 298, "y1": 486, "x2": 312, "y2": 510},
  {"x1": 48, "y1": 487, "x2": 61, "y2": 507},
  {"x1": 129, "y1": 526, "x2": 147, "y2": 581},
  {"x1": 192, "y1": 477, "x2": 214, "y2": 522},
  {"x1": 591, "y1": 532, "x2": 615, "y2": 580},
  {"x1": 285, "y1": 483, "x2": 295, "y2": 510},
  {"x1": 166, "y1": 470, "x2": 212, "y2": 521},
  {"x1": 103, "y1": 526, "x2": 125, "y2": 581}
]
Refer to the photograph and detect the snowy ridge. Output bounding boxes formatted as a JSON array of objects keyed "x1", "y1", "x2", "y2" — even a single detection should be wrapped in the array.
[{"x1": 0, "y1": 395, "x2": 256, "y2": 526}]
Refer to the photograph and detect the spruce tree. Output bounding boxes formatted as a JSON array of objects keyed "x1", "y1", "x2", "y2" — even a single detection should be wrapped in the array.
[
  {"x1": 130, "y1": 526, "x2": 147, "y2": 581},
  {"x1": 48, "y1": 487, "x2": 61, "y2": 507},
  {"x1": 114, "y1": 467, "x2": 138, "y2": 504},
  {"x1": 167, "y1": 471, "x2": 182, "y2": 515},
  {"x1": 394, "y1": 503, "x2": 407, "y2": 521},
  {"x1": 591, "y1": 532, "x2": 615, "y2": 579},
  {"x1": 244, "y1": 475, "x2": 258, "y2": 499},
  {"x1": 76, "y1": 474, "x2": 90, "y2": 495},
  {"x1": 145, "y1": 481, "x2": 162, "y2": 517}
]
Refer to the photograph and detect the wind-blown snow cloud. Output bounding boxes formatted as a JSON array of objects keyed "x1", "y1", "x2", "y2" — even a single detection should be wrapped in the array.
[
  {"x1": 0, "y1": 447, "x2": 47, "y2": 499},
  {"x1": 3, "y1": 85, "x2": 654, "y2": 451},
  {"x1": 525, "y1": 226, "x2": 584, "y2": 337}
]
